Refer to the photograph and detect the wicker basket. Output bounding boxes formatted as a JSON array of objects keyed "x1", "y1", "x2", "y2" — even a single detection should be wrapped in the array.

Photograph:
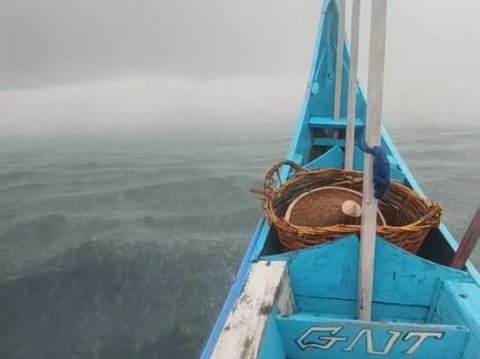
[{"x1": 262, "y1": 161, "x2": 442, "y2": 254}]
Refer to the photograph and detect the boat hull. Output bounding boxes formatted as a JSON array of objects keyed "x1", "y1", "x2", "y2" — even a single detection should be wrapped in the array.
[{"x1": 200, "y1": 0, "x2": 480, "y2": 357}]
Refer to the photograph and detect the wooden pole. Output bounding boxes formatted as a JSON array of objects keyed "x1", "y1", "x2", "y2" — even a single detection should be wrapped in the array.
[
  {"x1": 358, "y1": 0, "x2": 388, "y2": 321},
  {"x1": 344, "y1": 0, "x2": 362, "y2": 170},
  {"x1": 333, "y1": 0, "x2": 346, "y2": 120},
  {"x1": 450, "y1": 206, "x2": 480, "y2": 269}
]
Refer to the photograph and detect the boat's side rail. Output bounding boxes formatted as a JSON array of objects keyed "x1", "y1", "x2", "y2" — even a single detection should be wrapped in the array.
[{"x1": 209, "y1": 261, "x2": 294, "y2": 359}]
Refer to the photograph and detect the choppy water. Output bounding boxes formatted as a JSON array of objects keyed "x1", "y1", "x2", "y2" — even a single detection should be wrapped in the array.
[{"x1": 0, "y1": 125, "x2": 479, "y2": 358}]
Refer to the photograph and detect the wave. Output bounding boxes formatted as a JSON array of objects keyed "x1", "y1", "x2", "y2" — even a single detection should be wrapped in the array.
[
  {"x1": 0, "y1": 169, "x2": 37, "y2": 184},
  {"x1": 0, "y1": 129, "x2": 478, "y2": 358},
  {"x1": 0, "y1": 237, "x2": 241, "y2": 359}
]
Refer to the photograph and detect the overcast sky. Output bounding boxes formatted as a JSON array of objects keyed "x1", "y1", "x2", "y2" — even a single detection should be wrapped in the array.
[{"x1": 1, "y1": 0, "x2": 479, "y2": 134}]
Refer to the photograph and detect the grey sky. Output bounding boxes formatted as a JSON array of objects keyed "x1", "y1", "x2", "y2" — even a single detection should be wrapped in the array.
[
  {"x1": 1, "y1": 0, "x2": 479, "y2": 133},
  {"x1": 0, "y1": 0, "x2": 317, "y2": 88}
]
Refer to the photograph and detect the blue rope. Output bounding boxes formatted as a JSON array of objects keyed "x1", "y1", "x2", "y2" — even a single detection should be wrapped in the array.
[{"x1": 361, "y1": 143, "x2": 390, "y2": 199}]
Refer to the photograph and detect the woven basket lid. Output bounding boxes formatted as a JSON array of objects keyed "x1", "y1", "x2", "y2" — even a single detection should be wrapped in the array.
[{"x1": 284, "y1": 186, "x2": 386, "y2": 227}]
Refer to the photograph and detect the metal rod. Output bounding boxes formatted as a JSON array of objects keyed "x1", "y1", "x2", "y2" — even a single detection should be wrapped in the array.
[
  {"x1": 450, "y1": 206, "x2": 480, "y2": 269},
  {"x1": 358, "y1": 0, "x2": 388, "y2": 321},
  {"x1": 344, "y1": 0, "x2": 362, "y2": 170},
  {"x1": 333, "y1": 0, "x2": 346, "y2": 120}
]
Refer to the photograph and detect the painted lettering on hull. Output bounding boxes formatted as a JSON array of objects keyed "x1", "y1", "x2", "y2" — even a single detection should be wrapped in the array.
[{"x1": 296, "y1": 326, "x2": 444, "y2": 355}]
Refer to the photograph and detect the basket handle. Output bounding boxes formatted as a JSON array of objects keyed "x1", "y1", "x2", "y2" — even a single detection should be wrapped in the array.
[{"x1": 263, "y1": 160, "x2": 307, "y2": 195}]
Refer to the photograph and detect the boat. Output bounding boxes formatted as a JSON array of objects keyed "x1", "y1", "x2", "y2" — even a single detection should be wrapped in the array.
[{"x1": 200, "y1": 0, "x2": 480, "y2": 358}]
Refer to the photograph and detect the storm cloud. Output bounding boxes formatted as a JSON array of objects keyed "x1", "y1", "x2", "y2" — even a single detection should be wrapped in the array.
[{"x1": 1, "y1": 0, "x2": 479, "y2": 133}]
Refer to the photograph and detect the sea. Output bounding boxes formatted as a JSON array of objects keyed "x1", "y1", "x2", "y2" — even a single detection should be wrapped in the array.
[{"x1": 0, "y1": 124, "x2": 479, "y2": 358}]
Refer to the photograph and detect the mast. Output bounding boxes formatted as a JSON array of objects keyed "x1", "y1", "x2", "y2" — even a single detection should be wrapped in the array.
[
  {"x1": 344, "y1": 0, "x2": 361, "y2": 170},
  {"x1": 333, "y1": 0, "x2": 346, "y2": 120},
  {"x1": 357, "y1": 0, "x2": 388, "y2": 321}
]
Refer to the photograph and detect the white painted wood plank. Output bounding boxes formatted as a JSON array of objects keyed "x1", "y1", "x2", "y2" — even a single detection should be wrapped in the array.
[
  {"x1": 333, "y1": 0, "x2": 346, "y2": 120},
  {"x1": 344, "y1": 0, "x2": 362, "y2": 170},
  {"x1": 358, "y1": 0, "x2": 388, "y2": 321},
  {"x1": 210, "y1": 261, "x2": 294, "y2": 359}
]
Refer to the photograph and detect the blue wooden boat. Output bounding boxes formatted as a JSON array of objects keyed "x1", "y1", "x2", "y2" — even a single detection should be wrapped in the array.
[{"x1": 200, "y1": 0, "x2": 480, "y2": 358}]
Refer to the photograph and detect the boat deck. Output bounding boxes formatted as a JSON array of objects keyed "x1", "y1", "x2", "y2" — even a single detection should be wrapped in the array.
[{"x1": 210, "y1": 237, "x2": 480, "y2": 358}]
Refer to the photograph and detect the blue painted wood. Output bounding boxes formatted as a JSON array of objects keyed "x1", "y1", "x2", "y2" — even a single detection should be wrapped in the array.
[
  {"x1": 430, "y1": 281, "x2": 480, "y2": 337},
  {"x1": 308, "y1": 0, "x2": 338, "y2": 118},
  {"x1": 252, "y1": 219, "x2": 272, "y2": 260},
  {"x1": 462, "y1": 339, "x2": 480, "y2": 359},
  {"x1": 312, "y1": 137, "x2": 346, "y2": 147},
  {"x1": 284, "y1": 0, "x2": 340, "y2": 165},
  {"x1": 276, "y1": 314, "x2": 468, "y2": 359},
  {"x1": 286, "y1": 108, "x2": 312, "y2": 165},
  {"x1": 305, "y1": 145, "x2": 344, "y2": 169},
  {"x1": 428, "y1": 281, "x2": 480, "y2": 358},
  {"x1": 310, "y1": 42, "x2": 351, "y2": 119},
  {"x1": 309, "y1": 116, "x2": 365, "y2": 129},
  {"x1": 263, "y1": 237, "x2": 471, "y2": 313},
  {"x1": 257, "y1": 315, "x2": 285, "y2": 359},
  {"x1": 291, "y1": 153, "x2": 304, "y2": 166},
  {"x1": 309, "y1": 2, "x2": 366, "y2": 121},
  {"x1": 445, "y1": 281, "x2": 480, "y2": 337},
  {"x1": 386, "y1": 154, "x2": 406, "y2": 182},
  {"x1": 294, "y1": 296, "x2": 430, "y2": 323}
]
